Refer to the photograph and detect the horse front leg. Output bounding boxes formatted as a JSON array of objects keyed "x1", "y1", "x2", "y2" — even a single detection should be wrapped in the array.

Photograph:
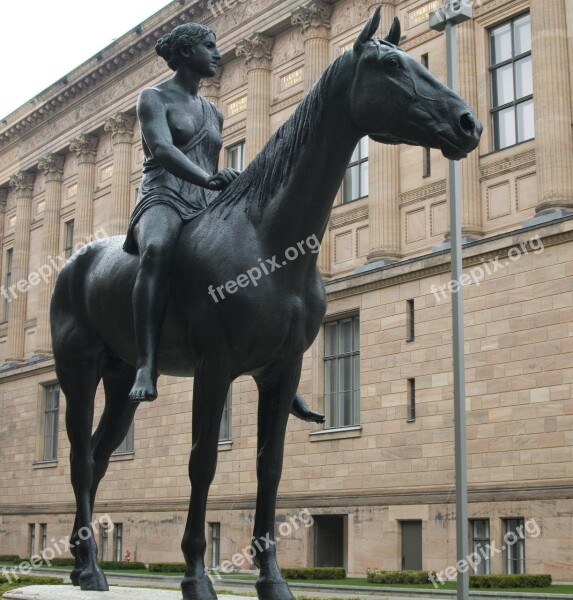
[
  {"x1": 253, "y1": 359, "x2": 302, "y2": 600},
  {"x1": 181, "y1": 355, "x2": 232, "y2": 600}
]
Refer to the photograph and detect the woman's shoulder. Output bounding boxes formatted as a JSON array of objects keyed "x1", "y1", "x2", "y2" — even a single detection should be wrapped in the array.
[{"x1": 202, "y1": 97, "x2": 224, "y2": 124}]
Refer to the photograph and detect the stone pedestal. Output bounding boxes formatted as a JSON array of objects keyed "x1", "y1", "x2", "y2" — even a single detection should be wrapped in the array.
[{"x1": 4, "y1": 586, "x2": 247, "y2": 600}]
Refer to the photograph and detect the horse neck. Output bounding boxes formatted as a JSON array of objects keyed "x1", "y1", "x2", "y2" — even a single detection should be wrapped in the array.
[{"x1": 258, "y1": 62, "x2": 361, "y2": 253}]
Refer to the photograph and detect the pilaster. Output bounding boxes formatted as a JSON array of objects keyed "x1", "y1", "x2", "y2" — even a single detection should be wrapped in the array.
[{"x1": 104, "y1": 113, "x2": 135, "y2": 236}]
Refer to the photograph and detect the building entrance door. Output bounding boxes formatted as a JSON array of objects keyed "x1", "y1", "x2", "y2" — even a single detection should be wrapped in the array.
[
  {"x1": 314, "y1": 515, "x2": 344, "y2": 567},
  {"x1": 401, "y1": 520, "x2": 422, "y2": 570}
]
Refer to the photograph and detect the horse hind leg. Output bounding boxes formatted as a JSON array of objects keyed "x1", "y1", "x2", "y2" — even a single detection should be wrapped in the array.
[{"x1": 54, "y1": 321, "x2": 108, "y2": 591}]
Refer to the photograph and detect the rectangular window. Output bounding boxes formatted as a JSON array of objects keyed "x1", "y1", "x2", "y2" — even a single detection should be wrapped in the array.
[
  {"x1": 39, "y1": 524, "x2": 47, "y2": 553},
  {"x1": 471, "y1": 519, "x2": 491, "y2": 574},
  {"x1": 64, "y1": 220, "x2": 74, "y2": 259},
  {"x1": 43, "y1": 384, "x2": 60, "y2": 461},
  {"x1": 113, "y1": 421, "x2": 134, "y2": 455},
  {"x1": 324, "y1": 316, "x2": 360, "y2": 428},
  {"x1": 210, "y1": 522, "x2": 221, "y2": 568},
  {"x1": 3, "y1": 248, "x2": 13, "y2": 322},
  {"x1": 28, "y1": 524, "x2": 36, "y2": 559},
  {"x1": 113, "y1": 523, "x2": 123, "y2": 562},
  {"x1": 423, "y1": 147, "x2": 431, "y2": 178},
  {"x1": 504, "y1": 518, "x2": 525, "y2": 574},
  {"x1": 342, "y1": 137, "x2": 368, "y2": 203},
  {"x1": 407, "y1": 379, "x2": 416, "y2": 422},
  {"x1": 227, "y1": 142, "x2": 245, "y2": 171},
  {"x1": 100, "y1": 524, "x2": 109, "y2": 561},
  {"x1": 406, "y1": 299, "x2": 415, "y2": 342},
  {"x1": 490, "y1": 14, "x2": 533, "y2": 150},
  {"x1": 219, "y1": 387, "x2": 232, "y2": 442}
]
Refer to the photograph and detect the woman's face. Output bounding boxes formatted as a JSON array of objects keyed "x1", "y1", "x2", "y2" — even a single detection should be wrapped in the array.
[{"x1": 184, "y1": 32, "x2": 221, "y2": 77}]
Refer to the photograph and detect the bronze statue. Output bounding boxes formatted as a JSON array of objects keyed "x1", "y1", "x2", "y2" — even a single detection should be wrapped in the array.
[{"x1": 50, "y1": 8, "x2": 481, "y2": 600}]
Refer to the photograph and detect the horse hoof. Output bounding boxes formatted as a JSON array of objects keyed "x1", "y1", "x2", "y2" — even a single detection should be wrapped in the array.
[
  {"x1": 79, "y1": 567, "x2": 109, "y2": 591},
  {"x1": 255, "y1": 578, "x2": 295, "y2": 600},
  {"x1": 181, "y1": 575, "x2": 217, "y2": 600},
  {"x1": 70, "y1": 567, "x2": 81, "y2": 586}
]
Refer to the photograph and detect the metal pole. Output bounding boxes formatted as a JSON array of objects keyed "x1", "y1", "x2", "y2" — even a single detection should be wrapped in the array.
[{"x1": 445, "y1": 19, "x2": 469, "y2": 600}]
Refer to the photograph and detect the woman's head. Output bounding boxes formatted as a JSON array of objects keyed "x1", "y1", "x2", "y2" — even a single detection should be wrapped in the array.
[{"x1": 155, "y1": 23, "x2": 217, "y2": 72}]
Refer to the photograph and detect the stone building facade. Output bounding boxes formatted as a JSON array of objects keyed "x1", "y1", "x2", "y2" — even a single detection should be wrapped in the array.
[{"x1": 1, "y1": 0, "x2": 572, "y2": 581}]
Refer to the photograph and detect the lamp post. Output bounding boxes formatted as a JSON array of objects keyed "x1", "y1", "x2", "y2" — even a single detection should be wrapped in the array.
[{"x1": 429, "y1": 3, "x2": 473, "y2": 600}]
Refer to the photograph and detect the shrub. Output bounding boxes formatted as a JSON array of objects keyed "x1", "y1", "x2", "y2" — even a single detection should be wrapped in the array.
[
  {"x1": 470, "y1": 574, "x2": 552, "y2": 589},
  {"x1": 47, "y1": 557, "x2": 76, "y2": 567},
  {"x1": 367, "y1": 570, "x2": 432, "y2": 584},
  {"x1": 148, "y1": 562, "x2": 186, "y2": 573},
  {"x1": 99, "y1": 561, "x2": 146, "y2": 570},
  {"x1": 281, "y1": 567, "x2": 346, "y2": 580},
  {"x1": 0, "y1": 556, "x2": 20, "y2": 564},
  {"x1": 0, "y1": 573, "x2": 63, "y2": 585}
]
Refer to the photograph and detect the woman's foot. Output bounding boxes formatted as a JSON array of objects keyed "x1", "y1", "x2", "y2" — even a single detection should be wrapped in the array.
[{"x1": 128, "y1": 368, "x2": 158, "y2": 401}]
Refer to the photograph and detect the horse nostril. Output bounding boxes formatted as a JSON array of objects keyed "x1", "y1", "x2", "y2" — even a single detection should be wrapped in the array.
[{"x1": 460, "y1": 112, "x2": 478, "y2": 136}]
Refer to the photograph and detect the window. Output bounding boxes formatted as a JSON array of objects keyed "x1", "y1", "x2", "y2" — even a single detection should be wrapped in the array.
[
  {"x1": 28, "y1": 524, "x2": 36, "y2": 558},
  {"x1": 64, "y1": 220, "x2": 74, "y2": 259},
  {"x1": 471, "y1": 519, "x2": 491, "y2": 574},
  {"x1": 113, "y1": 523, "x2": 123, "y2": 562},
  {"x1": 210, "y1": 522, "x2": 221, "y2": 568},
  {"x1": 39, "y1": 524, "x2": 47, "y2": 553},
  {"x1": 42, "y1": 384, "x2": 60, "y2": 461},
  {"x1": 407, "y1": 378, "x2": 416, "y2": 422},
  {"x1": 420, "y1": 55, "x2": 431, "y2": 177},
  {"x1": 504, "y1": 518, "x2": 525, "y2": 574},
  {"x1": 3, "y1": 248, "x2": 12, "y2": 322},
  {"x1": 113, "y1": 421, "x2": 134, "y2": 455},
  {"x1": 219, "y1": 387, "x2": 232, "y2": 442},
  {"x1": 342, "y1": 138, "x2": 368, "y2": 203},
  {"x1": 490, "y1": 14, "x2": 533, "y2": 150},
  {"x1": 406, "y1": 299, "x2": 415, "y2": 342},
  {"x1": 100, "y1": 524, "x2": 109, "y2": 561},
  {"x1": 227, "y1": 142, "x2": 245, "y2": 171},
  {"x1": 324, "y1": 316, "x2": 360, "y2": 428}
]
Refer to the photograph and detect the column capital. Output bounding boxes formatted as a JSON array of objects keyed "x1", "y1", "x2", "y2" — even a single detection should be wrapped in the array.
[
  {"x1": 104, "y1": 113, "x2": 135, "y2": 144},
  {"x1": 236, "y1": 33, "x2": 274, "y2": 70},
  {"x1": 9, "y1": 171, "x2": 35, "y2": 196},
  {"x1": 70, "y1": 134, "x2": 99, "y2": 163},
  {"x1": 38, "y1": 154, "x2": 65, "y2": 182},
  {"x1": 291, "y1": 0, "x2": 333, "y2": 36},
  {"x1": 0, "y1": 187, "x2": 8, "y2": 213},
  {"x1": 199, "y1": 68, "x2": 223, "y2": 97}
]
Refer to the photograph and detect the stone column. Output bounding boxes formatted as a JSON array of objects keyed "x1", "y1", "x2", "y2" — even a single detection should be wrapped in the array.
[
  {"x1": 104, "y1": 113, "x2": 135, "y2": 235},
  {"x1": 6, "y1": 171, "x2": 35, "y2": 364},
  {"x1": 458, "y1": 19, "x2": 483, "y2": 238},
  {"x1": 236, "y1": 33, "x2": 274, "y2": 164},
  {"x1": 366, "y1": 3, "x2": 401, "y2": 264},
  {"x1": 531, "y1": 0, "x2": 573, "y2": 213},
  {"x1": 70, "y1": 134, "x2": 98, "y2": 245},
  {"x1": 199, "y1": 68, "x2": 222, "y2": 109},
  {"x1": 0, "y1": 188, "x2": 7, "y2": 276},
  {"x1": 34, "y1": 154, "x2": 65, "y2": 356},
  {"x1": 292, "y1": 0, "x2": 333, "y2": 276}
]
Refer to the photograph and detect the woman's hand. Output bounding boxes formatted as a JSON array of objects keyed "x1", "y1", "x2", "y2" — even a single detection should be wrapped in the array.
[{"x1": 206, "y1": 168, "x2": 241, "y2": 191}]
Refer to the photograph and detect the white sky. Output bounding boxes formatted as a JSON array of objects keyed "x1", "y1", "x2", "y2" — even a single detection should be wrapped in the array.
[{"x1": 0, "y1": 0, "x2": 173, "y2": 119}]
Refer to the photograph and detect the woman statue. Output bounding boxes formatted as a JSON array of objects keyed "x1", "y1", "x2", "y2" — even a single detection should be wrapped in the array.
[
  {"x1": 124, "y1": 22, "x2": 325, "y2": 424},
  {"x1": 124, "y1": 23, "x2": 239, "y2": 401}
]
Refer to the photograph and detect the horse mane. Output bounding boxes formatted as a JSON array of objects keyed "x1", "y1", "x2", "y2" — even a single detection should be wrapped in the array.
[{"x1": 209, "y1": 54, "x2": 345, "y2": 220}]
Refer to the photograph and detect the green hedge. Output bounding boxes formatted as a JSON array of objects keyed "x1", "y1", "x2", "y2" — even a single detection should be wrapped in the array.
[
  {"x1": 0, "y1": 574, "x2": 63, "y2": 585},
  {"x1": 148, "y1": 562, "x2": 187, "y2": 573},
  {"x1": 367, "y1": 570, "x2": 431, "y2": 584},
  {"x1": 470, "y1": 574, "x2": 552, "y2": 588},
  {"x1": 281, "y1": 567, "x2": 346, "y2": 580},
  {"x1": 99, "y1": 561, "x2": 146, "y2": 570},
  {"x1": 0, "y1": 556, "x2": 20, "y2": 564},
  {"x1": 47, "y1": 557, "x2": 76, "y2": 567}
]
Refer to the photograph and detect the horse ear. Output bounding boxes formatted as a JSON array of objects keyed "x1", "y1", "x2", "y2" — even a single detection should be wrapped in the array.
[
  {"x1": 383, "y1": 17, "x2": 402, "y2": 46},
  {"x1": 354, "y1": 6, "x2": 382, "y2": 52}
]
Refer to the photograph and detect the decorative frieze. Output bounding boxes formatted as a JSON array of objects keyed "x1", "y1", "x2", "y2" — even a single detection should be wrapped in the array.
[
  {"x1": 400, "y1": 180, "x2": 446, "y2": 206},
  {"x1": 330, "y1": 205, "x2": 369, "y2": 229},
  {"x1": 480, "y1": 150, "x2": 536, "y2": 181}
]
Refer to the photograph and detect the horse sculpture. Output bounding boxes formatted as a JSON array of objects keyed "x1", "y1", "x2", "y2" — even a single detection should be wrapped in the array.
[{"x1": 51, "y1": 9, "x2": 482, "y2": 600}]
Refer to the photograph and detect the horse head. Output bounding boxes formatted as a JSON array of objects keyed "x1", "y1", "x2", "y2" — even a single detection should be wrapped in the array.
[{"x1": 349, "y1": 7, "x2": 482, "y2": 160}]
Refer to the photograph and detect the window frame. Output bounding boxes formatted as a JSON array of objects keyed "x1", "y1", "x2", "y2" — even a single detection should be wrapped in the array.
[
  {"x1": 342, "y1": 138, "x2": 369, "y2": 204},
  {"x1": 113, "y1": 523, "x2": 123, "y2": 562},
  {"x1": 489, "y1": 13, "x2": 533, "y2": 151},
  {"x1": 226, "y1": 141, "x2": 245, "y2": 172},
  {"x1": 219, "y1": 387, "x2": 232, "y2": 442},
  {"x1": 112, "y1": 420, "x2": 134, "y2": 456},
  {"x1": 470, "y1": 519, "x2": 491, "y2": 574},
  {"x1": 209, "y1": 522, "x2": 221, "y2": 568},
  {"x1": 64, "y1": 220, "x2": 75, "y2": 259},
  {"x1": 504, "y1": 517, "x2": 526, "y2": 574},
  {"x1": 407, "y1": 378, "x2": 416, "y2": 422},
  {"x1": 323, "y1": 315, "x2": 360, "y2": 429},
  {"x1": 42, "y1": 384, "x2": 60, "y2": 462},
  {"x1": 3, "y1": 247, "x2": 13, "y2": 322}
]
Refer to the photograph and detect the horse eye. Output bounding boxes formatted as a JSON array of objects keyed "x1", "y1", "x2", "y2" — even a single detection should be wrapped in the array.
[{"x1": 387, "y1": 57, "x2": 400, "y2": 69}]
